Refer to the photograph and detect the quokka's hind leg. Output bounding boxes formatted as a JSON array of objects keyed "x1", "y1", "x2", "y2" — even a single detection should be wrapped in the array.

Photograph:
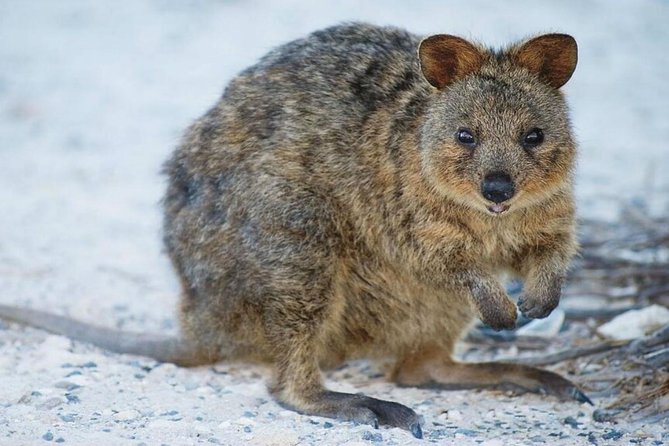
[
  {"x1": 267, "y1": 330, "x2": 423, "y2": 438},
  {"x1": 391, "y1": 345, "x2": 592, "y2": 404}
]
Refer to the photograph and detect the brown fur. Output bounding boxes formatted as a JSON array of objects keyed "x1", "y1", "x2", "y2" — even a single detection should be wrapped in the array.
[{"x1": 1, "y1": 24, "x2": 587, "y2": 437}]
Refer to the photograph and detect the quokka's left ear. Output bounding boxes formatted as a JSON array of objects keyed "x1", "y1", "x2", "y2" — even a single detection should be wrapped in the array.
[{"x1": 512, "y1": 34, "x2": 578, "y2": 89}]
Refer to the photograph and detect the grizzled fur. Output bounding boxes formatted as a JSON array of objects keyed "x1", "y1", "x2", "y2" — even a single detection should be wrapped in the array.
[
  {"x1": 162, "y1": 23, "x2": 581, "y2": 435},
  {"x1": 0, "y1": 23, "x2": 584, "y2": 437}
]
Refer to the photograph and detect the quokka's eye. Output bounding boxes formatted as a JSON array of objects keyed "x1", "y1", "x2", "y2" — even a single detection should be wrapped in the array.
[
  {"x1": 522, "y1": 128, "x2": 544, "y2": 149},
  {"x1": 456, "y1": 128, "x2": 477, "y2": 147}
]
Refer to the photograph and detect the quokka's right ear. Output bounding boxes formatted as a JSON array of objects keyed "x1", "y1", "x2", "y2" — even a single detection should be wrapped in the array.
[
  {"x1": 418, "y1": 35, "x2": 485, "y2": 89},
  {"x1": 512, "y1": 34, "x2": 578, "y2": 89}
]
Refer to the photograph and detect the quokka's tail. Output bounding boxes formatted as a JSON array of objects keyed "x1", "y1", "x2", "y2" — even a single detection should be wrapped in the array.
[{"x1": 0, "y1": 304, "x2": 217, "y2": 367}]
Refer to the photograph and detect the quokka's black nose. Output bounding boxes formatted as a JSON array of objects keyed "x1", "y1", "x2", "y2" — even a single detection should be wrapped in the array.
[{"x1": 481, "y1": 172, "x2": 515, "y2": 203}]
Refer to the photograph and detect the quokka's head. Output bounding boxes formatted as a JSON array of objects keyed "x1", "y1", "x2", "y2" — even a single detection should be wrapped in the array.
[{"x1": 417, "y1": 33, "x2": 578, "y2": 215}]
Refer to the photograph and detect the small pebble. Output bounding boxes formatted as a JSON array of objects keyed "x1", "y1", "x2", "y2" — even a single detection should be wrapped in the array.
[
  {"x1": 243, "y1": 426, "x2": 252, "y2": 433},
  {"x1": 42, "y1": 431, "x2": 54, "y2": 441},
  {"x1": 592, "y1": 408, "x2": 621, "y2": 422},
  {"x1": 82, "y1": 361, "x2": 97, "y2": 368},
  {"x1": 38, "y1": 397, "x2": 64, "y2": 410},
  {"x1": 128, "y1": 360, "x2": 154, "y2": 372},
  {"x1": 18, "y1": 394, "x2": 34, "y2": 404},
  {"x1": 65, "y1": 394, "x2": 80, "y2": 404},
  {"x1": 548, "y1": 432, "x2": 569, "y2": 439},
  {"x1": 60, "y1": 414, "x2": 76, "y2": 422},
  {"x1": 243, "y1": 411, "x2": 256, "y2": 418},
  {"x1": 454, "y1": 428, "x2": 478, "y2": 437},
  {"x1": 563, "y1": 416, "x2": 581, "y2": 429},
  {"x1": 602, "y1": 430, "x2": 624, "y2": 441},
  {"x1": 361, "y1": 431, "x2": 383, "y2": 442},
  {"x1": 428, "y1": 429, "x2": 452, "y2": 440},
  {"x1": 323, "y1": 422, "x2": 334, "y2": 429},
  {"x1": 55, "y1": 438, "x2": 65, "y2": 444}
]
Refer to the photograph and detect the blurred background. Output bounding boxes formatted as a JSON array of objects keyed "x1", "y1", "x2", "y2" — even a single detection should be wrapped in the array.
[{"x1": 0, "y1": 0, "x2": 668, "y2": 327}]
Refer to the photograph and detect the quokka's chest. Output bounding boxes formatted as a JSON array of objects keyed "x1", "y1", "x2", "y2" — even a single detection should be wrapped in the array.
[
  {"x1": 476, "y1": 225, "x2": 528, "y2": 266},
  {"x1": 397, "y1": 215, "x2": 532, "y2": 270}
]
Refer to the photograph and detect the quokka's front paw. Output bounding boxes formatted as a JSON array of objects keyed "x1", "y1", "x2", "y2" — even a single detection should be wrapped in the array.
[
  {"x1": 517, "y1": 286, "x2": 561, "y2": 319},
  {"x1": 478, "y1": 293, "x2": 518, "y2": 331}
]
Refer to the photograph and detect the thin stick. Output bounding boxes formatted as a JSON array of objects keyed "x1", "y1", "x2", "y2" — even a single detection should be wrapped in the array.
[
  {"x1": 511, "y1": 324, "x2": 669, "y2": 366},
  {"x1": 510, "y1": 341, "x2": 626, "y2": 366}
]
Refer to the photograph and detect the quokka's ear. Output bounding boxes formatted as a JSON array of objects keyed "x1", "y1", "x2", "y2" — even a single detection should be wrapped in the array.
[
  {"x1": 418, "y1": 35, "x2": 485, "y2": 89},
  {"x1": 513, "y1": 34, "x2": 578, "y2": 89}
]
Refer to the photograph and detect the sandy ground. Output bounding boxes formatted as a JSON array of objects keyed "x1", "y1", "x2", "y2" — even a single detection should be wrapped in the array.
[{"x1": 1, "y1": 1, "x2": 668, "y2": 445}]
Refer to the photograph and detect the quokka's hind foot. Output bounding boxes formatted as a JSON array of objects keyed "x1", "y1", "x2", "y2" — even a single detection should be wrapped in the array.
[
  {"x1": 278, "y1": 390, "x2": 423, "y2": 438},
  {"x1": 270, "y1": 338, "x2": 423, "y2": 438},
  {"x1": 392, "y1": 347, "x2": 592, "y2": 405}
]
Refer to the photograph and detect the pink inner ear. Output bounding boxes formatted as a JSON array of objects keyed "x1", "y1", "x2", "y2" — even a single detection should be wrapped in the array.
[
  {"x1": 514, "y1": 34, "x2": 577, "y2": 89},
  {"x1": 419, "y1": 35, "x2": 484, "y2": 89}
]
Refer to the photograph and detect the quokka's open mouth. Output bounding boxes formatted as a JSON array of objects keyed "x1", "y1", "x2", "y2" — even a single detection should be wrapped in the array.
[{"x1": 488, "y1": 203, "x2": 509, "y2": 214}]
